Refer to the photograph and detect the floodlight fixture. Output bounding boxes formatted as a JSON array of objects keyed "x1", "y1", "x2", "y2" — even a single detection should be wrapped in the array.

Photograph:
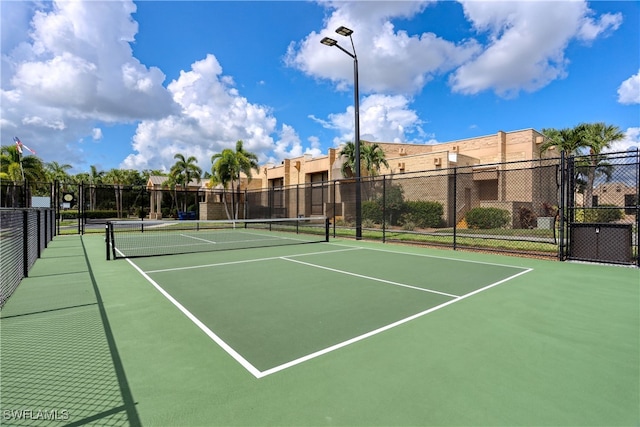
[
  {"x1": 335, "y1": 26, "x2": 353, "y2": 37},
  {"x1": 320, "y1": 37, "x2": 337, "y2": 47}
]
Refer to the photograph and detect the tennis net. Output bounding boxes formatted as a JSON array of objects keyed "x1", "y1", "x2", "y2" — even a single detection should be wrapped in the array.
[{"x1": 106, "y1": 217, "x2": 330, "y2": 259}]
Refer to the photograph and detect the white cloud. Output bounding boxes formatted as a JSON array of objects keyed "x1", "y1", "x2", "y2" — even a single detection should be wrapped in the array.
[
  {"x1": 606, "y1": 127, "x2": 640, "y2": 153},
  {"x1": 286, "y1": 1, "x2": 479, "y2": 95},
  {"x1": 450, "y1": 1, "x2": 622, "y2": 97},
  {"x1": 290, "y1": 1, "x2": 621, "y2": 100},
  {"x1": 91, "y1": 128, "x2": 103, "y2": 141},
  {"x1": 122, "y1": 54, "x2": 280, "y2": 172},
  {"x1": 313, "y1": 94, "x2": 422, "y2": 145},
  {"x1": 0, "y1": 0, "x2": 177, "y2": 167},
  {"x1": 617, "y1": 70, "x2": 640, "y2": 105}
]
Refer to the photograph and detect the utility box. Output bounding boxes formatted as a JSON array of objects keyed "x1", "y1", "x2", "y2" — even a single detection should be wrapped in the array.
[{"x1": 570, "y1": 223, "x2": 633, "y2": 264}]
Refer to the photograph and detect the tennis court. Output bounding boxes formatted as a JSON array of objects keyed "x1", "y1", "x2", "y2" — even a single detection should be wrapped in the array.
[
  {"x1": 126, "y1": 240, "x2": 530, "y2": 377},
  {"x1": 1, "y1": 226, "x2": 638, "y2": 426}
]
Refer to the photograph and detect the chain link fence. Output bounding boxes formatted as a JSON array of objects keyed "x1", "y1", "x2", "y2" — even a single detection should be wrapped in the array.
[
  {"x1": 0, "y1": 208, "x2": 56, "y2": 307},
  {"x1": 1, "y1": 150, "x2": 637, "y2": 265},
  {"x1": 564, "y1": 151, "x2": 639, "y2": 264}
]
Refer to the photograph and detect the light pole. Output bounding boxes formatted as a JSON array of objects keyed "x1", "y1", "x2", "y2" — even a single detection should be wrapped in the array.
[{"x1": 321, "y1": 26, "x2": 362, "y2": 240}]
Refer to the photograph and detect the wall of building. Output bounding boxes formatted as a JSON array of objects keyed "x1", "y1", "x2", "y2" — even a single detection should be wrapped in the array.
[{"x1": 241, "y1": 128, "x2": 553, "y2": 222}]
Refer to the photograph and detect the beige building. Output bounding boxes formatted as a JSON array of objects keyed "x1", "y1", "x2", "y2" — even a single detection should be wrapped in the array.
[
  {"x1": 250, "y1": 129, "x2": 558, "y2": 225},
  {"x1": 260, "y1": 128, "x2": 549, "y2": 184},
  {"x1": 151, "y1": 128, "x2": 567, "y2": 224}
]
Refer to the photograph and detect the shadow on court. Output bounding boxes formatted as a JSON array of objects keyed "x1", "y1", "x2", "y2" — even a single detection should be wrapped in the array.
[{"x1": 0, "y1": 236, "x2": 140, "y2": 426}]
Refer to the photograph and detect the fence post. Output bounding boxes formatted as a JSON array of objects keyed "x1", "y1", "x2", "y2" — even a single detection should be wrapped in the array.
[
  {"x1": 80, "y1": 182, "x2": 85, "y2": 235},
  {"x1": 244, "y1": 188, "x2": 248, "y2": 219},
  {"x1": 559, "y1": 152, "x2": 566, "y2": 261},
  {"x1": 382, "y1": 176, "x2": 386, "y2": 243},
  {"x1": 23, "y1": 180, "x2": 28, "y2": 208},
  {"x1": 37, "y1": 209, "x2": 42, "y2": 258},
  {"x1": 332, "y1": 181, "x2": 336, "y2": 238},
  {"x1": 453, "y1": 167, "x2": 457, "y2": 251},
  {"x1": 22, "y1": 210, "x2": 29, "y2": 278},
  {"x1": 636, "y1": 149, "x2": 640, "y2": 267}
]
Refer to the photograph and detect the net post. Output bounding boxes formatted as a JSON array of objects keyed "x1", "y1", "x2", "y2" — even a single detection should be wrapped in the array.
[
  {"x1": 325, "y1": 217, "x2": 329, "y2": 242},
  {"x1": 105, "y1": 223, "x2": 111, "y2": 260},
  {"x1": 110, "y1": 222, "x2": 117, "y2": 260}
]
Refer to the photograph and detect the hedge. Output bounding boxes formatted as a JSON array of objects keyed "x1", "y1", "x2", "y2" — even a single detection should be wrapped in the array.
[
  {"x1": 465, "y1": 207, "x2": 510, "y2": 229},
  {"x1": 402, "y1": 201, "x2": 444, "y2": 228},
  {"x1": 574, "y1": 205, "x2": 624, "y2": 223},
  {"x1": 60, "y1": 210, "x2": 119, "y2": 220}
]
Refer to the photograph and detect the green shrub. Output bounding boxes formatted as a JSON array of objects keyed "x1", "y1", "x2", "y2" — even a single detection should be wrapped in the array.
[
  {"x1": 377, "y1": 184, "x2": 405, "y2": 226},
  {"x1": 60, "y1": 210, "x2": 78, "y2": 220},
  {"x1": 401, "y1": 221, "x2": 416, "y2": 231},
  {"x1": 575, "y1": 205, "x2": 623, "y2": 223},
  {"x1": 85, "y1": 210, "x2": 119, "y2": 219},
  {"x1": 61, "y1": 210, "x2": 121, "y2": 220},
  {"x1": 334, "y1": 218, "x2": 353, "y2": 227},
  {"x1": 362, "y1": 200, "x2": 382, "y2": 223},
  {"x1": 361, "y1": 185, "x2": 406, "y2": 226},
  {"x1": 362, "y1": 218, "x2": 377, "y2": 229},
  {"x1": 402, "y1": 201, "x2": 444, "y2": 228},
  {"x1": 465, "y1": 207, "x2": 510, "y2": 229}
]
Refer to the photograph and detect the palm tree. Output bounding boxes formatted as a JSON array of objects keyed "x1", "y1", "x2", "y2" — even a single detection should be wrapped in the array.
[
  {"x1": 581, "y1": 122, "x2": 625, "y2": 208},
  {"x1": 0, "y1": 145, "x2": 45, "y2": 206},
  {"x1": 210, "y1": 140, "x2": 259, "y2": 220},
  {"x1": 87, "y1": 165, "x2": 105, "y2": 211},
  {"x1": 169, "y1": 153, "x2": 202, "y2": 213},
  {"x1": 45, "y1": 161, "x2": 72, "y2": 183},
  {"x1": 338, "y1": 141, "x2": 389, "y2": 178},
  {"x1": 103, "y1": 168, "x2": 127, "y2": 218},
  {"x1": 540, "y1": 126, "x2": 588, "y2": 156},
  {"x1": 0, "y1": 145, "x2": 45, "y2": 182},
  {"x1": 339, "y1": 141, "x2": 389, "y2": 201},
  {"x1": 361, "y1": 142, "x2": 389, "y2": 176},
  {"x1": 542, "y1": 123, "x2": 625, "y2": 208},
  {"x1": 338, "y1": 141, "x2": 358, "y2": 178}
]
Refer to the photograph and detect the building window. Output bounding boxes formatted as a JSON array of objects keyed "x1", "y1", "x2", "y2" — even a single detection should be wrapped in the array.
[{"x1": 624, "y1": 194, "x2": 638, "y2": 215}]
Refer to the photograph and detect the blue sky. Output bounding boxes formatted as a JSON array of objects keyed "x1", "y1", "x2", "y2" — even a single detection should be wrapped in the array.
[{"x1": 1, "y1": 0, "x2": 639, "y2": 174}]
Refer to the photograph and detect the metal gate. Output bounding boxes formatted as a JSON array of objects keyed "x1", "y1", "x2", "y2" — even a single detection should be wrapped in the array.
[
  {"x1": 55, "y1": 182, "x2": 152, "y2": 234},
  {"x1": 563, "y1": 150, "x2": 639, "y2": 266}
]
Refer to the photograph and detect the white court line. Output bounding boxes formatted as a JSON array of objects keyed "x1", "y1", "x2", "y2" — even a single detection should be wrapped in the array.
[
  {"x1": 258, "y1": 266, "x2": 533, "y2": 378},
  {"x1": 180, "y1": 233, "x2": 217, "y2": 244},
  {"x1": 282, "y1": 257, "x2": 460, "y2": 298},
  {"x1": 124, "y1": 256, "x2": 263, "y2": 378},
  {"x1": 329, "y1": 242, "x2": 530, "y2": 270},
  {"x1": 145, "y1": 247, "x2": 362, "y2": 274},
  {"x1": 127, "y1": 245, "x2": 533, "y2": 379}
]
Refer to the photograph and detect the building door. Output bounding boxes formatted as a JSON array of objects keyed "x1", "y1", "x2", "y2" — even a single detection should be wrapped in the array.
[{"x1": 309, "y1": 172, "x2": 328, "y2": 216}]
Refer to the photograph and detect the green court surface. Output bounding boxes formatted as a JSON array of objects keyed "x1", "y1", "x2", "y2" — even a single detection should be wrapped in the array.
[{"x1": 1, "y1": 234, "x2": 638, "y2": 426}]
